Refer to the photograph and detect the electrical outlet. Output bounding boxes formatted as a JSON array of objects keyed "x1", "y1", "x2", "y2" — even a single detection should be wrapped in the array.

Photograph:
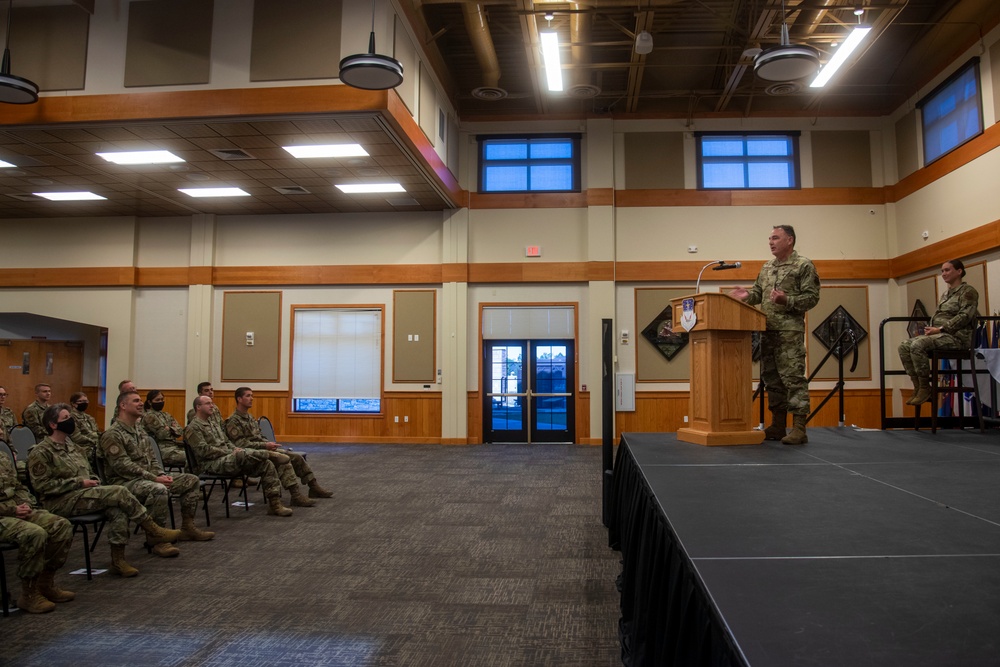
[
  {"x1": 404, "y1": 416, "x2": 409, "y2": 423},
  {"x1": 394, "y1": 416, "x2": 398, "y2": 423}
]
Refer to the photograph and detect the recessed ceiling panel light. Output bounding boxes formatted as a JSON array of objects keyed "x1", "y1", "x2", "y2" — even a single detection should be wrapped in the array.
[
  {"x1": 0, "y1": 159, "x2": 15, "y2": 168},
  {"x1": 96, "y1": 150, "x2": 185, "y2": 165},
  {"x1": 178, "y1": 187, "x2": 251, "y2": 198},
  {"x1": 283, "y1": 144, "x2": 369, "y2": 158},
  {"x1": 335, "y1": 183, "x2": 406, "y2": 194},
  {"x1": 33, "y1": 191, "x2": 107, "y2": 201}
]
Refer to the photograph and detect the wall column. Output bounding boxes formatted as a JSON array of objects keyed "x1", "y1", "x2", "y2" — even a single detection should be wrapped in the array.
[
  {"x1": 185, "y1": 214, "x2": 216, "y2": 411},
  {"x1": 441, "y1": 208, "x2": 470, "y2": 443}
]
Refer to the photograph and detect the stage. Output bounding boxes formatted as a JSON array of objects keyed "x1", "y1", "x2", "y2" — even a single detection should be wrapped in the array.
[{"x1": 608, "y1": 428, "x2": 1000, "y2": 667}]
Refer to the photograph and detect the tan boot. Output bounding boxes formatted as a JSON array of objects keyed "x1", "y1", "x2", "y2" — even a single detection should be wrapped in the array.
[
  {"x1": 139, "y1": 516, "x2": 183, "y2": 545},
  {"x1": 308, "y1": 479, "x2": 333, "y2": 498},
  {"x1": 911, "y1": 376, "x2": 932, "y2": 405},
  {"x1": 18, "y1": 578, "x2": 55, "y2": 613},
  {"x1": 781, "y1": 414, "x2": 809, "y2": 445},
  {"x1": 267, "y1": 451, "x2": 290, "y2": 465},
  {"x1": 763, "y1": 410, "x2": 787, "y2": 441},
  {"x1": 37, "y1": 570, "x2": 75, "y2": 603},
  {"x1": 266, "y1": 495, "x2": 293, "y2": 517},
  {"x1": 905, "y1": 376, "x2": 922, "y2": 405},
  {"x1": 151, "y1": 542, "x2": 181, "y2": 558},
  {"x1": 109, "y1": 544, "x2": 139, "y2": 578},
  {"x1": 179, "y1": 514, "x2": 215, "y2": 541},
  {"x1": 289, "y1": 485, "x2": 316, "y2": 507}
]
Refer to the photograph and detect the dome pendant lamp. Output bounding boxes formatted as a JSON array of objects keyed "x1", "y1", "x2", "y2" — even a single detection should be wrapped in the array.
[
  {"x1": 0, "y1": 0, "x2": 38, "y2": 104},
  {"x1": 338, "y1": 0, "x2": 404, "y2": 90}
]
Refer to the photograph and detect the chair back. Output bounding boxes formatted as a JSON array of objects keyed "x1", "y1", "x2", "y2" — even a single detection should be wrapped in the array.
[
  {"x1": 183, "y1": 441, "x2": 202, "y2": 475},
  {"x1": 9, "y1": 426, "x2": 35, "y2": 462},
  {"x1": 1, "y1": 442, "x2": 15, "y2": 467},
  {"x1": 147, "y1": 434, "x2": 166, "y2": 471},
  {"x1": 258, "y1": 415, "x2": 276, "y2": 442}
]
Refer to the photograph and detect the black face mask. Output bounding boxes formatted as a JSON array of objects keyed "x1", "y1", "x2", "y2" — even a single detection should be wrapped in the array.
[
  {"x1": 55, "y1": 419, "x2": 76, "y2": 435},
  {"x1": 151, "y1": 402, "x2": 165, "y2": 412},
  {"x1": 76, "y1": 402, "x2": 89, "y2": 412}
]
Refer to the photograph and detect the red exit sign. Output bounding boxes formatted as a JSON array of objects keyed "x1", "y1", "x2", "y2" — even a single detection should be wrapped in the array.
[{"x1": 525, "y1": 245, "x2": 542, "y2": 257}]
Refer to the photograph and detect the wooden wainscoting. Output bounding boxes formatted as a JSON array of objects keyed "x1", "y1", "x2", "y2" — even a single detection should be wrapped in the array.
[
  {"x1": 81, "y1": 385, "x2": 106, "y2": 429},
  {"x1": 614, "y1": 389, "x2": 890, "y2": 441}
]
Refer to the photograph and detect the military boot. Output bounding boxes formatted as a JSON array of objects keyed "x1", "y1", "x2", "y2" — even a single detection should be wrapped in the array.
[
  {"x1": 781, "y1": 414, "x2": 809, "y2": 445},
  {"x1": 289, "y1": 485, "x2": 316, "y2": 507},
  {"x1": 267, "y1": 450, "x2": 290, "y2": 465},
  {"x1": 266, "y1": 495, "x2": 293, "y2": 517},
  {"x1": 151, "y1": 542, "x2": 181, "y2": 558},
  {"x1": 139, "y1": 516, "x2": 183, "y2": 545},
  {"x1": 308, "y1": 479, "x2": 333, "y2": 498},
  {"x1": 763, "y1": 410, "x2": 787, "y2": 441},
  {"x1": 18, "y1": 578, "x2": 55, "y2": 613},
  {"x1": 910, "y1": 376, "x2": 932, "y2": 405},
  {"x1": 37, "y1": 570, "x2": 75, "y2": 603},
  {"x1": 109, "y1": 545, "x2": 139, "y2": 577},
  {"x1": 179, "y1": 514, "x2": 215, "y2": 541}
]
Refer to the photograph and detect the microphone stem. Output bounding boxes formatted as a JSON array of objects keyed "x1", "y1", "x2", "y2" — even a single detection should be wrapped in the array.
[{"x1": 695, "y1": 260, "x2": 722, "y2": 294}]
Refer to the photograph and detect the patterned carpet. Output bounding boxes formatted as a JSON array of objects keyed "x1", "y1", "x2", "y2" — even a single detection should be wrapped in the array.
[{"x1": 2, "y1": 444, "x2": 622, "y2": 666}]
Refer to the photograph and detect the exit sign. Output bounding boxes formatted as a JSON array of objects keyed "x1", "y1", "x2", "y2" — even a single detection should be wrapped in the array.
[{"x1": 525, "y1": 245, "x2": 542, "y2": 257}]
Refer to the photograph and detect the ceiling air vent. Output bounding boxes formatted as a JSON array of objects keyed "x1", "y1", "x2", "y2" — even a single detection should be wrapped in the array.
[
  {"x1": 272, "y1": 185, "x2": 312, "y2": 195},
  {"x1": 386, "y1": 196, "x2": 419, "y2": 207},
  {"x1": 208, "y1": 148, "x2": 256, "y2": 161}
]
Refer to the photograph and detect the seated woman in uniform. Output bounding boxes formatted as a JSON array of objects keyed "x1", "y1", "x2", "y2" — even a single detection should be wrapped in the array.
[{"x1": 141, "y1": 390, "x2": 186, "y2": 468}]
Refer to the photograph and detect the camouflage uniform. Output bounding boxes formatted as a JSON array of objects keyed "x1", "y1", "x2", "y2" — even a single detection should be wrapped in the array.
[
  {"x1": 184, "y1": 417, "x2": 283, "y2": 500},
  {"x1": 142, "y1": 409, "x2": 187, "y2": 468},
  {"x1": 187, "y1": 403, "x2": 222, "y2": 429},
  {"x1": 744, "y1": 250, "x2": 821, "y2": 416},
  {"x1": 0, "y1": 447, "x2": 72, "y2": 579},
  {"x1": 70, "y1": 407, "x2": 101, "y2": 468},
  {"x1": 0, "y1": 406, "x2": 16, "y2": 440},
  {"x1": 21, "y1": 400, "x2": 49, "y2": 443},
  {"x1": 226, "y1": 410, "x2": 316, "y2": 489},
  {"x1": 28, "y1": 436, "x2": 150, "y2": 547},
  {"x1": 100, "y1": 421, "x2": 201, "y2": 528},
  {"x1": 898, "y1": 283, "x2": 979, "y2": 378}
]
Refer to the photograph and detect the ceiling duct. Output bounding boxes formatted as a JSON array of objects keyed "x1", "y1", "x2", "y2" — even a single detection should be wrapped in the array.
[
  {"x1": 790, "y1": 0, "x2": 836, "y2": 38},
  {"x1": 566, "y1": 3, "x2": 600, "y2": 99},
  {"x1": 464, "y1": 4, "x2": 507, "y2": 100}
]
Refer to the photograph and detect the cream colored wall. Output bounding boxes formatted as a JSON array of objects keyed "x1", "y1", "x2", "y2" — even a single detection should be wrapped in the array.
[
  {"x1": 1, "y1": 217, "x2": 135, "y2": 267},
  {"x1": 213, "y1": 213, "x2": 444, "y2": 266},
  {"x1": 136, "y1": 217, "x2": 193, "y2": 266},
  {"x1": 616, "y1": 206, "x2": 888, "y2": 262},
  {"x1": 133, "y1": 288, "x2": 189, "y2": 389},
  {"x1": 468, "y1": 209, "x2": 589, "y2": 263}
]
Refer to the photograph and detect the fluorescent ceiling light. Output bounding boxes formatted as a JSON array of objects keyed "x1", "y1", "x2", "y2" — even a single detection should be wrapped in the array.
[
  {"x1": 540, "y1": 31, "x2": 563, "y2": 92},
  {"x1": 178, "y1": 187, "x2": 251, "y2": 198},
  {"x1": 283, "y1": 144, "x2": 369, "y2": 158},
  {"x1": 96, "y1": 150, "x2": 185, "y2": 164},
  {"x1": 335, "y1": 183, "x2": 405, "y2": 194},
  {"x1": 0, "y1": 160, "x2": 15, "y2": 168},
  {"x1": 33, "y1": 191, "x2": 107, "y2": 201},
  {"x1": 809, "y1": 26, "x2": 872, "y2": 88}
]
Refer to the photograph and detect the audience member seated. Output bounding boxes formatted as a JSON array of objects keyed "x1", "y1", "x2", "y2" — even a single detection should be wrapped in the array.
[
  {"x1": 185, "y1": 395, "x2": 294, "y2": 518},
  {"x1": 898, "y1": 258, "x2": 979, "y2": 405},
  {"x1": 1, "y1": 433, "x2": 74, "y2": 613},
  {"x1": 28, "y1": 403, "x2": 182, "y2": 578},
  {"x1": 21, "y1": 383, "x2": 52, "y2": 443},
  {"x1": 141, "y1": 390, "x2": 186, "y2": 469},
  {"x1": 69, "y1": 392, "x2": 101, "y2": 469},
  {"x1": 0, "y1": 386, "x2": 16, "y2": 439},
  {"x1": 226, "y1": 386, "x2": 333, "y2": 506},
  {"x1": 101, "y1": 391, "x2": 215, "y2": 558},
  {"x1": 186, "y1": 381, "x2": 223, "y2": 428}
]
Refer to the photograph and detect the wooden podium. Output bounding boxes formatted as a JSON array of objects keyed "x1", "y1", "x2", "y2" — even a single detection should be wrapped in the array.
[{"x1": 670, "y1": 292, "x2": 767, "y2": 446}]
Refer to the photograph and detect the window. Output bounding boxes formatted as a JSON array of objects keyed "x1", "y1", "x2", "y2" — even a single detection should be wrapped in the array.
[
  {"x1": 478, "y1": 135, "x2": 580, "y2": 193},
  {"x1": 918, "y1": 58, "x2": 982, "y2": 165},
  {"x1": 696, "y1": 132, "x2": 800, "y2": 189},
  {"x1": 291, "y1": 308, "x2": 382, "y2": 414}
]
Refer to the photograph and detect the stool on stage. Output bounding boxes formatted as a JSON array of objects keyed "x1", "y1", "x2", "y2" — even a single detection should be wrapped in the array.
[{"x1": 915, "y1": 342, "x2": 985, "y2": 434}]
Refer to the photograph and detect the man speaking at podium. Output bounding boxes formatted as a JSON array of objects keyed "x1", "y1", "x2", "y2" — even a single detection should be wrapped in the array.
[{"x1": 730, "y1": 225, "x2": 820, "y2": 444}]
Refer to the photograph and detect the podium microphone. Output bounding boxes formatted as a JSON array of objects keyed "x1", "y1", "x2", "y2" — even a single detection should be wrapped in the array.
[
  {"x1": 712, "y1": 261, "x2": 742, "y2": 271},
  {"x1": 696, "y1": 260, "x2": 741, "y2": 293}
]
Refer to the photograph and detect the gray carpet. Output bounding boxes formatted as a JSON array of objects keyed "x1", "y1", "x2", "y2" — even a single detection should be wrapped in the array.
[{"x1": 2, "y1": 444, "x2": 622, "y2": 666}]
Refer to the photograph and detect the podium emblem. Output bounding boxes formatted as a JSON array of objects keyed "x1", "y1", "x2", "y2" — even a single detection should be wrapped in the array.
[{"x1": 680, "y1": 298, "x2": 697, "y2": 332}]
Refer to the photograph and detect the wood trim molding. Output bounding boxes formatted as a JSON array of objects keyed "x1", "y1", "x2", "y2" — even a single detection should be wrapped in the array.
[
  {"x1": 887, "y1": 122, "x2": 1000, "y2": 203},
  {"x1": 890, "y1": 219, "x2": 1000, "y2": 278},
  {"x1": 0, "y1": 267, "x2": 135, "y2": 287},
  {"x1": 469, "y1": 192, "x2": 590, "y2": 209},
  {"x1": 615, "y1": 187, "x2": 886, "y2": 208},
  {"x1": 212, "y1": 264, "x2": 444, "y2": 286}
]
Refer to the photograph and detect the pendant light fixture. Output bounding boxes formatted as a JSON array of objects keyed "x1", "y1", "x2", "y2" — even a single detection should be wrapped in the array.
[
  {"x1": 338, "y1": 0, "x2": 404, "y2": 90},
  {"x1": 753, "y1": 0, "x2": 820, "y2": 82},
  {"x1": 0, "y1": 0, "x2": 38, "y2": 104}
]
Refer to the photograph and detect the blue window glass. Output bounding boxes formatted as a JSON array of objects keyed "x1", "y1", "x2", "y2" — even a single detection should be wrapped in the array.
[
  {"x1": 479, "y1": 135, "x2": 580, "y2": 193},
  {"x1": 920, "y1": 60, "x2": 982, "y2": 165},
  {"x1": 698, "y1": 133, "x2": 799, "y2": 189}
]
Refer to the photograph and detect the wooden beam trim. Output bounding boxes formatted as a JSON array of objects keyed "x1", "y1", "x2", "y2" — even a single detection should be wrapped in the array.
[
  {"x1": 0, "y1": 267, "x2": 135, "y2": 287},
  {"x1": 890, "y1": 219, "x2": 1000, "y2": 278},
  {"x1": 616, "y1": 188, "x2": 885, "y2": 207},
  {"x1": 212, "y1": 264, "x2": 443, "y2": 286},
  {"x1": 888, "y1": 122, "x2": 1000, "y2": 203}
]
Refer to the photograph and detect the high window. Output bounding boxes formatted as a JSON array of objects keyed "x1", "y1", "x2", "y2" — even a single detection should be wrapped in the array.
[
  {"x1": 918, "y1": 58, "x2": 982, "y2": 165},
  {"x1": 696, "y1": 132, "x2": 800, "y2": 189},
  {"x1": 478, "y1": 135, "x2": 581, "y2": 193},
  {"x1": 291, "y1": 307, "x2": 382, "y2": 414}
]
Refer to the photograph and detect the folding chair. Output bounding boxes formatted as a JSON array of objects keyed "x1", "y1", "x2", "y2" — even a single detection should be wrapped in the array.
[
  {"x1": 258, "y1": 415, "x2": 305, "y2": 460},
  {"x1": 183, "y1": 442, "x2": 249, "y2": 526},
  {"x1": 0, "y1": 540, "x2": 17, "y2": 616}
]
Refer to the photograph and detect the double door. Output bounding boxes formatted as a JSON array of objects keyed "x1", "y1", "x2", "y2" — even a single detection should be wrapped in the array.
[{"x1": 484, "y1": 340, "x2": 574, "y2": 443}]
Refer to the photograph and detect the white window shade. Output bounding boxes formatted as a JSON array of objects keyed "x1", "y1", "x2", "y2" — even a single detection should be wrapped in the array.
[
  {"x1": 292, "y1": 308, "x2": 381, "y2": 411},
  {"x1": 482, "y1": 306, "x2": 575, "y2": 339}
]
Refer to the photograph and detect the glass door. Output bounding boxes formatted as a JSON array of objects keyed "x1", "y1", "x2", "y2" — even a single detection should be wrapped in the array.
[{"x1": 483, "y1": 340, "x2": 574, "y2": 443}]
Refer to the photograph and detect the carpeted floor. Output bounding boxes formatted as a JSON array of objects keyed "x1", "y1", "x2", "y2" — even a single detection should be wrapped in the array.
[{"x1": 1, "y1": 444, "x2": 622, "y2": 667}]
